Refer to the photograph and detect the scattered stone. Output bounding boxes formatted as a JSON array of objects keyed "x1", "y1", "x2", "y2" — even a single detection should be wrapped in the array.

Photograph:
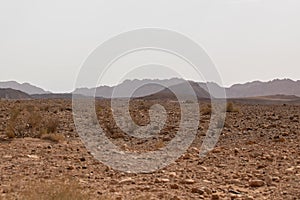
[
  {"x1": 203, "y1": 187, "x2": 212, "y2": 195},
  {"x1": 155, "y1": 178, "x2": 170, "y2": 183},
  {"x1": 191, "y1": 188, "x2": 204, "y2": 195},
  {"x1": 66, "y1": 165, "x2": 74, "y2": 170},
  {"x1": 80, "y1": 157, "x2": 86, "y2": 162},
  {"x1": 181, "y1": 179, "x2": 195, "y2": 184},
  {"x1": 27, "y1": 155, "x2": 39, "y2": 159},
  {"x1": 249, "y1": 180, "x2": 265, "y2": 187},
  {"x1": 170, "y1": 184, "x2": 179, "y2": 189},
  {"x1": 119, "y1": 178, "x2": 135, "y2": 184},
  {"x1": 211, "y1": 194, "x2": 219, "y2": 200},
  {"x1": 285, "y1": 167, "x2": 294, "y2": 173},
  {"x1": 168, "y1": 172, "x2": 177, "y2": 178},
  {"x1": 228, "y1": 189, "x2": 240, "y2": 195}
]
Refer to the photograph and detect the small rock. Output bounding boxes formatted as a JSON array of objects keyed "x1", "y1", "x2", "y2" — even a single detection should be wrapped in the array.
[
  {"x1": 211, "y1": 194, "x2": 219, "y2": 200},
  {"x1": 119, "y1": 178, "x2": 135, "y2": 184},
  {"x1": 191, "y1": 188, "x2": 204, "y2": 195},
  {"x1": 234, "y1": 148, "x2": 239, "y2": 154},
  {"x1": 272, "y1": 177, "x2": 280, "y2": 182},
  {"x1": 27, "y1": 155, "x2": 39, "y2": 159},
  {"x1": 285, "y1": 167, "x2": 294, "y2": 173},
  {"x1": 170, "y1": 184, "x2": 179, "y2": 189},
  {"x1": 203, "y1": 187, "x2": 212, "y2": 195},
  {"x1": 199, "y1": 166, "x2": 208, "y2": 171},
  {"x1": 155, "y1": 178, "x2": 170, "y2": 183},
  {"x1": 181, "y1": 179, "x2": 195, "y2": 184},
  {"x1": 228, "y1": 189, "x2": 240, "y2": 194},
  {"x1": 168, "y1": 172, "x2": 177, "y2": 178},
  {"x1": 80, "y1": 157, "x2": 86, "y2": 162},
  {"x1": 66, "y1": 166, "x2": 74, "y2": 170},
  {"x1": 249, "y1": 180, "x2": 265, "y2": 187}
]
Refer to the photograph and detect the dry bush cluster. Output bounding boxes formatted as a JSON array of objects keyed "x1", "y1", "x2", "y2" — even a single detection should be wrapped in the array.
[
  {"x1": 226, "y1": 102, "x2": 240, "y2": 113},
  {"x1": 201, "y1": 102, "x2": 240, "y2": 115},
  {"x1": 5, "y1": 103, "x2": 64, "y2": 142}
]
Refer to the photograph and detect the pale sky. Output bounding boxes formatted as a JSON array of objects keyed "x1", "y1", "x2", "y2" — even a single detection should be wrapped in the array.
[{"x1": 1, "y1": 0, "x2": 299, "y2": 92}]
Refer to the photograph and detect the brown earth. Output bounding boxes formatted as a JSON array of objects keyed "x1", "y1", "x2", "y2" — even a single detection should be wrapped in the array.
[{"x1": 0, "y1": 99, "x2": 299, "y2": 200}]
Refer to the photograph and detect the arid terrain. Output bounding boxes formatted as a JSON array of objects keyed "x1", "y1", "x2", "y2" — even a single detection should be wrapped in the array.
[{"x1": 0, "y1": 99, "x2": 299, "y2": 200}]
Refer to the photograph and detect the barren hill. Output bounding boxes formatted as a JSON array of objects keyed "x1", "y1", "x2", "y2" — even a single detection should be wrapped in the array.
[
  {"x1": 0, "y1": 88, "x2": 31, "y2": 99},
  {"x1": 141, "y1": 81, "x2": 211, "y2": 100}
]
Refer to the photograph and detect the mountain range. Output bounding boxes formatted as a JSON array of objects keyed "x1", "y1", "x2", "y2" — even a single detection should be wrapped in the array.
[
  {"x1": 0, "y1": 78, "x2": 299, "y2": 100},
  {"x1": 0, "y1": 81, "x2": 50, "y2": 95},
  {"x1": 73, "y1": 78, "x2": 300, "y2": 99}
]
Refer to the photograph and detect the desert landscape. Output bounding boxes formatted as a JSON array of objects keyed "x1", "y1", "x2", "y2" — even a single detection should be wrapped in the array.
[
  {"x1": 0, "y1": 95, "x2": 299, "y2": 200},
  {"x1": 2, "y1": 1, "x2": 300, "y2": 199}
]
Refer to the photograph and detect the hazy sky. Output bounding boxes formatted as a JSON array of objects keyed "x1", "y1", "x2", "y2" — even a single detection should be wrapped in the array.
[{"x1": 1, "y1": 0, "x2": 299, "y2": 92}]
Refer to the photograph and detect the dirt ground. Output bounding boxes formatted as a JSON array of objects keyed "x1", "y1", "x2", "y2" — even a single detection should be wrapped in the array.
[{"x1": 0, "y1": 99, "x2": 299, "y2": 200}]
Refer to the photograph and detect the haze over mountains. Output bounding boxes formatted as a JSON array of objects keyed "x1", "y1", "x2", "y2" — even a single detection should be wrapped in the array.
[{"x1": 0, "y1": 78, "x2": 299, "y2": 100}]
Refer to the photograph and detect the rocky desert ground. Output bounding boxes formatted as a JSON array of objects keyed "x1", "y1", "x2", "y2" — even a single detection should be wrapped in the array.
[{"x1": 0, "y1": 99, "x2": 299, "y2": 200}]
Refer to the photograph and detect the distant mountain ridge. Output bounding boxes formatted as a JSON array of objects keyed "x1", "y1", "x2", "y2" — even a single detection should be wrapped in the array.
[
  {"x1": 74, "y1": 78, "x2": 186, "y2": 98},
  {"x1": 0, "y1": 81, "x2": 50, "y2": 95},
  {"x1": 226, "y1": 79, "x2": 300, "y2": 98},
  {"x1": 74, "y1": 78, "x2": 300, "y2": 99},
  {"x1": 1, "y1": 78, "x2": 300, "y2": 99},
  {"x1": 0, "y1": 88, "x2": 31, "y2": 99}
]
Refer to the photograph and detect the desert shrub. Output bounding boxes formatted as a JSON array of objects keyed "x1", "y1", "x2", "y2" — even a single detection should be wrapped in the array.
[
  {"x1": 45, "y1": 118, "x2": 59, "y2": 133},
  {"x1": 226, "y1": 102, "x2": 240, "y2": 113},
  {"x1": 201, "y1": 104, "x2": 212, "y2": 115},
  {"x1": 25, "y1": 104, "x2": 35, "y2": 113},
  {"x1": 5, "y1": 108, "x2": 22, "y2": 138},
  {"x1": 5, "y1": 104, "x2": 62, "y2": 139},
  {"x1": 27, "y1": 112, "x2": 42, "y2": 130}
]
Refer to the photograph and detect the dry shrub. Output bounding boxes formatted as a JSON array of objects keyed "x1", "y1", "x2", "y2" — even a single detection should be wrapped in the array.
[
  {"x1": 22, "y1": 180, "x2": 88, "y2": 200},
  {"x1": 5, "y1": 104, "x2": 62, "y2": 139},
  {"x1": 226, "y1": 102, "x2": 240, "y2": 113},
  {"x1": 5, "y1": 108, "x2": 21, "y2": 138},
  {"x1": 27, "y1": 112, "x2": 42, "y2": 130},
  {"x1": 201, "y1": 104, "x2": 212, "y2": 115},
  {"x1": 45, "y1": 118, "x2": 59, "y2": 133}
]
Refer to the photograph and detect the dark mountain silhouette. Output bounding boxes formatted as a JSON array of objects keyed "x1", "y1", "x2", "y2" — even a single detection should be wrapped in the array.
[
  {"x1": 0, "y1": 81, "x2": 50, "y2": 95},
  {"x1": 0, "y1": 88, "x2": 31, "y2": 99},
  {"x1": 141, "y1": 81, "x2": 211, "y2": 100}
]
